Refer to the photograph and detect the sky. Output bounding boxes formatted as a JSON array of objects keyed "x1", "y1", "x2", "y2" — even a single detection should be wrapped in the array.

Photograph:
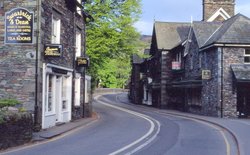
[{"x1": 134, "y1": 0, "x2": 250, "y2": 35}]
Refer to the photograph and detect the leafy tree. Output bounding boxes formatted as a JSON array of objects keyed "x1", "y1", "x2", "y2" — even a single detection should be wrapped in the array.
[{"x1": 85, "y1": 0, "x2": 144, "y2": 88}]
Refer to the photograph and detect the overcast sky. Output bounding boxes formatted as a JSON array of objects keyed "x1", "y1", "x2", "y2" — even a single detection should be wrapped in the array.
[{"x1": 134, "y1": 0, "x2": 250, "y2": 35}]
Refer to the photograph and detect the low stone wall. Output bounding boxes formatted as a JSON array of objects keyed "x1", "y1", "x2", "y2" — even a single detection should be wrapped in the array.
[
  {"x1": 0, "y1": 111, "x2": 33, "y2": 150},
  {"x1": 94, "y1": 88, "x2": 128, "y2": 94}
]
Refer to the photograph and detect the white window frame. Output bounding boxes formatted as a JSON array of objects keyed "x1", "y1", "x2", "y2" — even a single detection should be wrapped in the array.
[
  {"x1": 61, "y1": 76, "x2": 69, "y2": 111},
  {"x1": 244, "y1": 49, "x2": 250, "y2": 64},
  {"x1": 76, "y1": 0, "x2": 82, "y2": 15},
  {"x1": 52, "y1": 16, "x2": 61, "y2": 44},
  {"x1": 75, "y1": 32, "x2": 81, "y2": 59},
  {"x1": 74, "y1": 74, "x2": 81, "y2": 106},
  {"x1": 45, "y1": 74, "x2": 56, "y2": 115}
]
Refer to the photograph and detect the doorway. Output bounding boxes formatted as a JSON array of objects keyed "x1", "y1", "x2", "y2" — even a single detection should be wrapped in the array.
[{"x1": 237, "y1": 83, "x2": 250, "y2": 118}]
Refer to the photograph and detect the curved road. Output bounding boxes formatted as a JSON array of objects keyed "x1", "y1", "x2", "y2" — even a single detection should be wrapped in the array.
[{"x1": 1, "y1": 93, "x2": 239, "y2": 155}]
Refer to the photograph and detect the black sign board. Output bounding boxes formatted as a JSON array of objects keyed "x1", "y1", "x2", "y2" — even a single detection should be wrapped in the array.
[
  {"x1": 76, "y1": 57, "x2": 89, "y2": 67},
  {"x1": 44, "y1": 44, "x2": 63, "y2": 57},
  {"x1": 5, "y1": 8, "x2": 34, "y2": 44}
]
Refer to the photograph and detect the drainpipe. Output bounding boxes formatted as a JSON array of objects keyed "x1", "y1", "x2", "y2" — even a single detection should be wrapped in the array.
[
  {"x1": 220, "y1": 47, "x2": 224, "y2": 118},
  {"x1": 34, "y1": 0, "x2": 41, "y2": 131},
  {"x1": 82, "y1": 16, "x2": 86, "y2": 117},
  {"x1": 72, "y1": 12, "x2": 76, "y2": 119}
]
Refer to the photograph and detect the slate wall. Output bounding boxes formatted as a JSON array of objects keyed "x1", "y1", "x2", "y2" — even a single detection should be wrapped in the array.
[
  {"x1": 0, "y1": 112, "x2": 33, "y2": 150},
  {"x1": 0, "y1": 0, "x2": 37, "y2": 112}
]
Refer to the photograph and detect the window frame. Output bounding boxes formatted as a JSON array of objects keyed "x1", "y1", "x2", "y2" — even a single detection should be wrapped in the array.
[
  {"x1": 76, "y1": 0, "x2": 82, "y2": 15},
  {"x1": 75, "y1": 31, "x2": 81, "y2": 59},
  {"x1": 51, "y1": 15, "x2": 61, "y2": 44},
  {"x1": 244, "y1": 48, "x2": 250, "y2": 64}
]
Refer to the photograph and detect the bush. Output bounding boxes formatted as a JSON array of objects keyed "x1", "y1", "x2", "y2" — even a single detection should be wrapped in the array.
[{"x1": 0, "y1": 99, "x2": 20, "y2": 108}]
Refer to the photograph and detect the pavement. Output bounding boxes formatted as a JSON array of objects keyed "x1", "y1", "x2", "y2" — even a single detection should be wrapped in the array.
[{"x1": 32, "y1": 113, "x2": 99, "y2": 142}]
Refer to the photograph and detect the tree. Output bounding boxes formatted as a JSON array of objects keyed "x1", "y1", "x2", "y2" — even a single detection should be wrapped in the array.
[{"x1": 85, "y1": 0, "x2": 144, "y2": 88}]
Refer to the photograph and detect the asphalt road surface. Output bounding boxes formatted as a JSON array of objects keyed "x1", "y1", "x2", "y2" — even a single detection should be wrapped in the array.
[{"x1": 1, "y1": 93, "x2": 239, "y2": 155}]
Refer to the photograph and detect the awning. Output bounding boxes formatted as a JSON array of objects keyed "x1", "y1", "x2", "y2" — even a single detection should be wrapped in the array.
[
  {"x1": 231, "y1": 64, "x2": 250, "y2": 83},
  {"x1": 168, "y1": 80, "x2": 202, "y2": 88}
]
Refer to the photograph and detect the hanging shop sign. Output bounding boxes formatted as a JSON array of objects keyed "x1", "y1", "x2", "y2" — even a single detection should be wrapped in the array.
[
  {"x1": 76, "y1": 57, "x2": 89, "y2": 67},
  {"x1": 202, "y1": 70, "x2": 211, "y2": 80},
  {"x1": 44, "y1": 44, "x2": 63, "y2": 57},
  {"x1": 5, "y1": 8, "x2": 34, "y2": 44}
]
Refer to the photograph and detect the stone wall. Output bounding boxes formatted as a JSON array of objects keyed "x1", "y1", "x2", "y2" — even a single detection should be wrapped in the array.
[
  {"x1": 0, "y1": 112, "x2": 33, "y2": 150},
  {"x1": 0, "y1": 0, "x2": 37, "y2": 111},
  {"x1": 201, "y1": 47, "x2": 220, "y2": 117},
  {"x1": 222, "y1": 47, "x2": 244, "y2": 118},
  {"x1": 161, "y1": 50, "x2": 171, "y2": 108},
  {"x1": 203, "y1": 0, "x2": 235, "y2": 21}
]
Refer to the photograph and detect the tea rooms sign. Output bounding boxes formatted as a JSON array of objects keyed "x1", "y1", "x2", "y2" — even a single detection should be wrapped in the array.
[{"x1": 5, "y1": 8, "x2": 34, "y2": 44}]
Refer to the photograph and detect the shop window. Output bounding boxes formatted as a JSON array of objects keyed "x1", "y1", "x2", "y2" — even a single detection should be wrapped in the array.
[
  {"x1": 244, "y1": 49, "x2": 250, "y2": 63},
  {"x1": 52, "y1": 16, "x2": 61, "y2": 44},
  {"x1": 62, "y1": 77, "x2": 68, "y2": 110},
  {"x1": 75, "y1": 32, "x2": 81, "y2": 59},
  {"x1": 46, "y1": 74, "x2": 55, "y2": 113}
]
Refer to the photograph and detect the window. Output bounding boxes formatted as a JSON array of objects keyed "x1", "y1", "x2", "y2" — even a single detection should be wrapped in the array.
[
  {"x1": 52, "y1": 16, "x2": 61, "y2": 44},
  {"x1": 0, "y1": 1, "x2": 3, "y2": 8},
  {"x1": 45, "y1": 74, "x2": 55, "y2": 113},
  {"x1": 74, "y1": 76, "x2": 81, "y2": 106},
  {"x1": 76, "y1": 0, "x2": 82, "y2": 15},
  {"x1": 62, "y1": 77, "x2": 68, "y2": 110},
  {"x1": 176, "y1": 52, "x2": 182, "y2": 63},
  {"x1": 75, "y1": 32, "x2": 81, "y2": 59},
  {"x1": 244, "y1": 49, "x2": 250, "y2": 63}
]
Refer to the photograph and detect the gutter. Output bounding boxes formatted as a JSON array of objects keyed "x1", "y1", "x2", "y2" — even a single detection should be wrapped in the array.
[{"x1": 200, "y1": 43, "x2": 250, "y2": 52}]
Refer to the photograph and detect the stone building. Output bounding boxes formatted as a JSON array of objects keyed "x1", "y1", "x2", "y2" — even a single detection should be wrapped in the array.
[
  {"x1": 0, "y1": 0, "x2": 92, "y2": 130},
  {"x1": 131, "y1": 0, "x2": 250, "y2": 118}
]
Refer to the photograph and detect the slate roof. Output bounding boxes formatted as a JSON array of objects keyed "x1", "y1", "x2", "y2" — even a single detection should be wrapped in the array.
[
  {"x1": 192, "y1": 21, "x2": 222, "y2": 48},
  {"x1": 203, "y1": 14, "x2": 250, "y2": 47},
  {"x1": 152, "y1": 14, "x2": 250, "y2": 51},
  {"x1": 231, "y1": 64, "x2": 250, "y2": 82},
  {"x1": 132, "y1": 54, "x2": 144, "y2": 64},
  {"x1": 154, "y1": 22, "x2": 190, "y2": 50}
]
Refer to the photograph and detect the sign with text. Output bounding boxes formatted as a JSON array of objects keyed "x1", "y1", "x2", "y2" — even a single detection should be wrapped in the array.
[
  {"x1": 202, "y1": 70, "x2": 211, "y2": 80},
  {"x1": 44, "y1": 44, "x2": 63, "y2": 57},
  {"x1": 76, "y1": 57, "x2": 89, "y2": 67},
  {"x1": 5, "y1": 8, "x2": 34, "y2": 44}
]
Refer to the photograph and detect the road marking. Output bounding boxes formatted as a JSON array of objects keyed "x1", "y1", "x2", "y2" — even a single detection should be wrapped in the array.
[
  {"x1": 95, "y1": 95, "x2": 160, "y2": 155},
  {"x1": 158, "y1": 112, "x2": 231, "y2": 155}
]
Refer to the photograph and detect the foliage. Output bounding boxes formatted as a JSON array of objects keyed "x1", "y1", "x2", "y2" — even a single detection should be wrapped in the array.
[
  {"x1": 98, "y1": 58, "x2": 131, "y2": 88},
  {"x1": 0, "y1": 99, "x2": 20, "y2": 109},
  {"x1": 85, "y1": 0, "x2": 145, "y2": 88}
]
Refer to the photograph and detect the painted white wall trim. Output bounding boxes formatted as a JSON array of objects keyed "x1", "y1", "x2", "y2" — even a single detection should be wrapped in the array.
[
  {"x1": 47, "y1": 63, "x2": 73, "y2": 72},
  {"x1": 207, "y1": 8, "x2": 231, "y2": 22}
]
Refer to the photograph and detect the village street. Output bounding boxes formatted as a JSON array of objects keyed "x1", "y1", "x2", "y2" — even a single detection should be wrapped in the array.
[{"x1": 2, "y1": 93, "x2": 250, "y2": 155}]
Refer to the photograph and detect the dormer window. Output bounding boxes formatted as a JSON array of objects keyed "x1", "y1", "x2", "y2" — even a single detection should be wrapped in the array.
[
  {"x1": 244, "y1": 49, "x2": 250, "y2": 63},
  {"x1": 172, "y1": 52, "x2": 182, "y2": 70}
]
